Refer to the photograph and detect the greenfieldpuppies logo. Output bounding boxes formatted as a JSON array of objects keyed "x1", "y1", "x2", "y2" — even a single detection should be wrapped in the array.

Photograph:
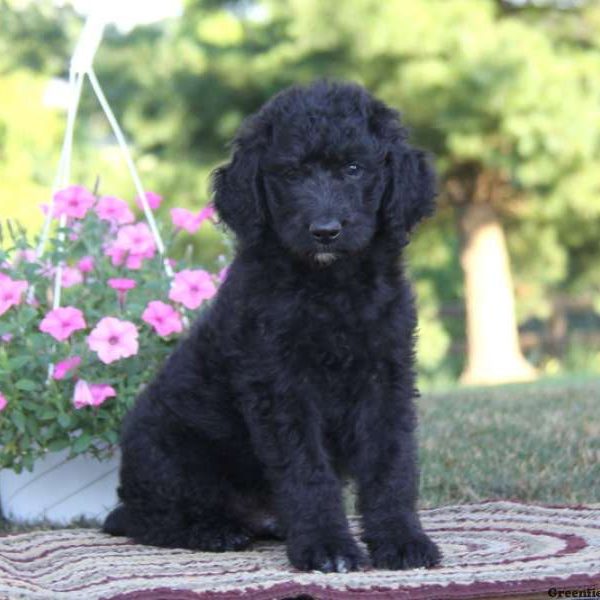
[{"x1": 548, "y1": 587, "x2": 600, "y2": 598}]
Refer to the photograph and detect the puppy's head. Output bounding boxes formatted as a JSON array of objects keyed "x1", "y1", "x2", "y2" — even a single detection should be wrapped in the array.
[{"x1": 212, "y1": 81, "x2": 436, "y2": 263}]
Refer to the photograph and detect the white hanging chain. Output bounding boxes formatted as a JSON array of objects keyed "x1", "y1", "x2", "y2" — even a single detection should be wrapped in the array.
[
  {"x1": 35, "y1": 12, "x2": 173, "y2": 281},
  {"x1": 32, "y1": 12, "x2": 176, "y2": 379},
  {"x1": 32, "y1": 68, "x2": 84, "y2": 308},
  {"x1": 87, "y1": 70, "x2": 173, "y2": 277},
  {"x1": 51, "y1": 70, "x2": 84, "y2": 311},
  {"x1": 36, "y1": 14, "x2": 102, "y2": 263}
]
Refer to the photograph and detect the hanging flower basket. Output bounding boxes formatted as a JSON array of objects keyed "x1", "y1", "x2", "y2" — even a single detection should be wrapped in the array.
[
  {"x1": 0, "y1": 15, "x2": 229, "y2": 522},
  {"x1": 0, "y1": 189, "x2": 223, "y2": 524},
  {"x1": 0, "y1": 448, "x2": 120, "y2": 524},
  {"x1": 0, "y1": 188, "x2": 221, "y2": 478}
]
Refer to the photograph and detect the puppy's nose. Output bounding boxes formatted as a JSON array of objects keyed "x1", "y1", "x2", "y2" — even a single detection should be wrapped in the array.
[{"x1": 309, "y1": 220, "x2": 342, "y2": 243}]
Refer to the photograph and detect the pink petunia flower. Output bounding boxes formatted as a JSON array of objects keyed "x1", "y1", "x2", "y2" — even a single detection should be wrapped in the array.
[
  {"x1": 198, "y1": 203, "x2": 216, "y2": 222},
  {"x1": 60, "y1": 265, "x2": 83, "y2": 288},
  {"x1": 142, "y1": 301, "x2": 183, "y2": 337},
  {"x1": 39, "y1": 307, "x2": 87, "y2": 342},
  {"x1": 77, "y1": 256, "x2": 95, "y2": 273},
  {"x1": 89, "y1": 383, "x2": 116, "y2": 406},
  {"x1": 108, "y1": 278, "x2": 137, "y2": 308},
  {"x1": 104, "y1": 245, "x2": 126, "y2": 267},
  {"x1": 104, "y1": 223, "x2": 156, "y2": 270},
  {"x1": 108, "y1": 278, "x2": 137, "y2": 292},
  {"x1": 73, "y1": 380, "x2": 116, "y2": 409},
  {"x1": 52, "y1": 356, "x2": 82, "y2": 380},
  {"x1": 135, "y1": 191, "x2": 162, "y2": 211},
  {"x1": 170, "y1": 205, "x2": 216, "y2": 234},
  {"x1": 45, "y1": 265, "x2": 83, "y2": 288},
  {"x1": 0, "y1": 392, "x2": 6, "y2": 412},
  {"x1": 170, "y1": 208, "x2": 203, "y2": 234},
  {"x1": 1, "y1": 333, "x2": 13, "y2": 343},
  {"x1": 169, "y1": 269, "x2": 217, "y2": 310},
  {"x1": 95, "y1": 196, "x2": 135, "y2": 225},
  {"x1": 0, "y1": 277, "x2": 28, "y2": 317},
  {"x1": 12, "y1": 249, "x2": 38, "y2": 264},
  {"x1": 126, "y1": 254, "x2": 147, "y2": 270},
  {"x1": 87, "y1": 317, "x2": 139, "y2": 364},
  {"x1": 52, "y1": 186, "x2": 96, "y2": 219},
  {"x1": 116, "y1": 223, "x2": 156, "y2": 254}
]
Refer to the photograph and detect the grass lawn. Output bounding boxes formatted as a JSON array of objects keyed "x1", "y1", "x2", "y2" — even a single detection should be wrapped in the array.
[
  {"x1": 418, "y1": 375, "x2": 600, "y2": 507},
  {"x1": 1, "y1": 375, "x2": 598, "y2": 533}
]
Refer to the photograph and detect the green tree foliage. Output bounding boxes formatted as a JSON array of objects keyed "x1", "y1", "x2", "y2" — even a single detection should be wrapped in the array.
[
  {"x1": 1, "y1": 0, "x2": 599, "y2": 382},
  {"x1": 0, "y1": 0, "x2": 77, "y2": 74},
  {"x1": 153, "y1": 0, "x2": 599, "y2": 380},
  {"x1": 0, "y1": 1, "x2": 77, "y2": 238},
  {"x1": 0, "y1": 72, "x2": 62, "y2": 234}
]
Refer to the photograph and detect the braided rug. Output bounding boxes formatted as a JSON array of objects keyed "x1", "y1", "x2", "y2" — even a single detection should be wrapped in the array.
[{"x1": 0, "y1": 501, "x2": 598, "y2": 599}]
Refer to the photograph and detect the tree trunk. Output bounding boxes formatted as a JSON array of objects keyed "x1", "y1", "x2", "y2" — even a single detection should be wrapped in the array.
[{"x1": 459, "y1": 204, "x2": 536, "y2": 385}]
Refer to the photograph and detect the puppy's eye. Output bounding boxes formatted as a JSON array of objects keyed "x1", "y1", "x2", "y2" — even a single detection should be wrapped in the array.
[{"x1": 344, "y1": 162, "x2": 363, "y2": 178}]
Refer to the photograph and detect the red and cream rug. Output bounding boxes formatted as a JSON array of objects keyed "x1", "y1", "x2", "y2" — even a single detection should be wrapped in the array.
[{"x1": 1, "y1": 501, "x2": 599, "y2": 599}]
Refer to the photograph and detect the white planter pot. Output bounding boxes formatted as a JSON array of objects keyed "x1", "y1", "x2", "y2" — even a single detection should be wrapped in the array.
[{"x1": 0, "y1": 449, "x2": 120, "y2": 524}]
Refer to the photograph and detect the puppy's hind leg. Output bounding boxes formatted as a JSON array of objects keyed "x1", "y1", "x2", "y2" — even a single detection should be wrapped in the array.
[
  {"x1": 112, "y1": 435, "x2": 254, "y2": 552},
  {"x1": 228, "y1": 489, "x2": 285, "y2": 541},
  {"x1": 103, "y1": 504, "x2": 129, "y2": 536},
  {"x1": 185, "y1": 511, "x2": 254, "y2": 552},
  {"x1": 122, "y1": 483, "x2": 255, "y2": 552}
]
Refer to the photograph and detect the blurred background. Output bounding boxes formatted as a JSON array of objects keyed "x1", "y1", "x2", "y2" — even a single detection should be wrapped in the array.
[{"x1": 1, "y1": 0, "x2": 599, "y2": 390}]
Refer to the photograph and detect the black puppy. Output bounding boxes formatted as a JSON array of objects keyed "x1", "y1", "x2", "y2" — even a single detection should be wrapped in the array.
[{"x1": 104, "y1": 80, "x2": 441, "y2": 572}]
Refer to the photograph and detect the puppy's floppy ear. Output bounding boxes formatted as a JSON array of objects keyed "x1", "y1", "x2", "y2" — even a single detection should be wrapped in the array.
[
  {"x1": 211, "y1": 120, "x2": 267, "y2": 244},
  {"x1": 386, "y1": 146, "x2": 437, "y2": 234},
  {"x1": 370, "y1": 101, "x2": 437, "y2": 237}
]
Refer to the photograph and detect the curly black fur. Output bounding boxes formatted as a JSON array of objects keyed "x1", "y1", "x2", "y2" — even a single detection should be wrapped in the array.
[{"x1": 103, "y1": 80, "x2": 441, "y2": 572}]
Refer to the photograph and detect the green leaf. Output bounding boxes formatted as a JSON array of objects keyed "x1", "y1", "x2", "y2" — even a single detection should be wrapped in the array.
[
  {"x1": 26, "y1": 419, "x2": 39, "y2": 438},
  {"x1": 72, "y1": 432, "x2": 92, "y2": 454},
  {"x1": 47, "y1": 438, "x2": 70, "y2": 452},
  {"x1": 22, "y1": 454, "x2": 35, "y2": 472},
  {"x1": 9, "y1": 356, "x2": 30, "y2": 370},
  {"x1": 58, "y1": 413, "x2": 72, "y2": 428},
  {"x1": 21, "y1": 400, "x2": 41, "y2": 411},
  {"x1": 16, "y1": 379, "x2": 37, "y2": 392},
  {"x1": 18, "y1": 306, "x2": 37, "y2": 323},
  {"x1": 13, "y1": 412, "x2": 26, "y2": 433},
  {"x1": 1, "y1": 429, "x2": 14, "y2": 443},
  {"x1": 0, "y1": 323, "x2": 13, "y2": 336},
  {"x1": 28, "y1": 333, "x2": 47, "y2": 348},
  {"x1": 104, "y1": 430, "x2": 118, "y2": 445},
  {"x1": 39, "y1": 407, "x2": 57, "y2": 420}
]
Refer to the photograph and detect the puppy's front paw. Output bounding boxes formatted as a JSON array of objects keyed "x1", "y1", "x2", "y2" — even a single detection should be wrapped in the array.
[
  {"x1": 287, "y1": 532, "x2": 366, "y2": 573},
  {"x1": 369, "y1": 532, "x2": 441, "y2": 570}
]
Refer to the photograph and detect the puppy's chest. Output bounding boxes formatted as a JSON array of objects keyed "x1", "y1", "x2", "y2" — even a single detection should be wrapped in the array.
[
  {"x1": 299, "y1": 327, "x2": 358, "y2": 372},
  {"x1": 289, "y1": 301, "x2": 389, "y2": 373}
]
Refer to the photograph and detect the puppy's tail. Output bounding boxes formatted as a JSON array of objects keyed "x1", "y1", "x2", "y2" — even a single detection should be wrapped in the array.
[{"x1": 103, "y1": 504, "x2": 129, "y2": 537}]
